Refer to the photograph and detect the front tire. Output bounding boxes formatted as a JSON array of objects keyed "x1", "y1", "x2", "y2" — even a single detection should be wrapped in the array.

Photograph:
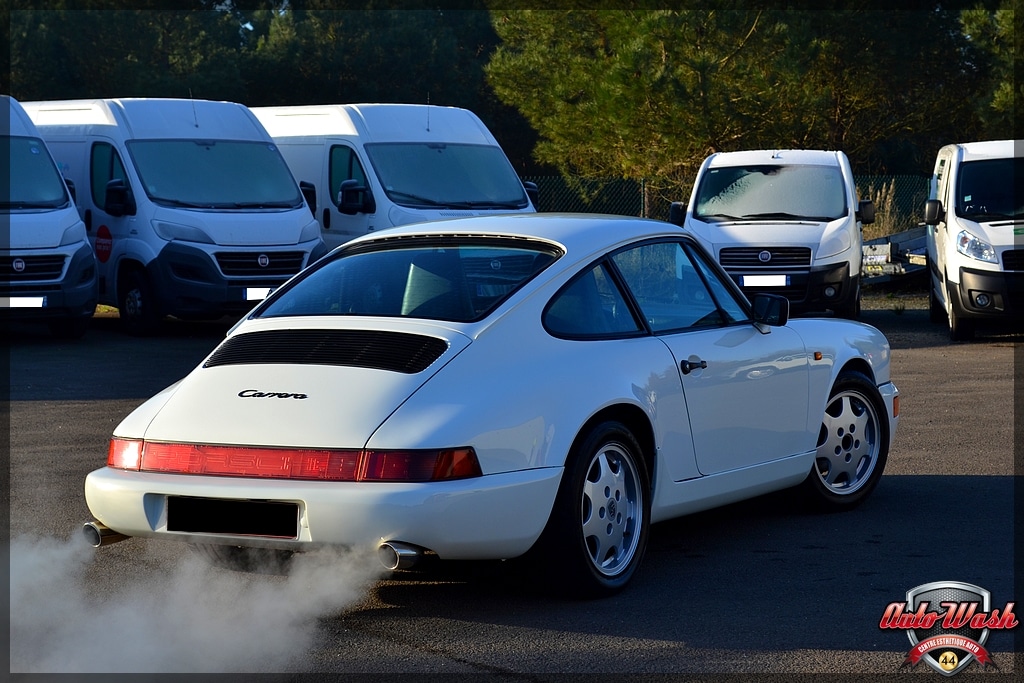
[
  {"x1": 533, "y1": 421, "x2": 650, "y2": 598},
  {"x1": 802, "y1": 371, "x2": 889, "y2": 510},
  {"x1": 118, "y1": 268, "x2": 161, "y2": 336}
]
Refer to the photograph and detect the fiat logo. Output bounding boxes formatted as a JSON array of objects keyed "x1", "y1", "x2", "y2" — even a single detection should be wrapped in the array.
[
  {"x1": 12, "y1": 258, "x2": 25, "y2": 272},
  {"x1": 758, "y1": 250, "x2": 772, "y2": 263},
  {"x1": 257, "y1": 254, "x2": 270, "y2": 268}
]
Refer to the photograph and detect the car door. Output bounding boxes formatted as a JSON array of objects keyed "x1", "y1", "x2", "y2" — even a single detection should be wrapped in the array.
[
  {"x1": 322, "y1": 143, "x2": 372, "y2": 248},
  {"x1": 611, "y1": 237, "x2": 810, "y2": 477},
  {"x1": 88, "y1": 139, "x2": 133, "y2": 299}
]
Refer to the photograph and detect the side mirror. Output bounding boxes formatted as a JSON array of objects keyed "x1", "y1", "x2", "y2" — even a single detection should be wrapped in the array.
[
  {"x1": 104, "y1": 178, "x2": 136, "y2": 217},
  {"x1": 751, "y1": 293, "x2": 789, "y2": 327},
  {"x1": 857, "y1": 199, "x2": 875, "y2": 225},
  {"x1": 923, "y1": 199, "x2": 944, "y2": 225},
  {"x1": 668, "y1": 201, "x2": 687, "y2": 226},
  {"x1": 337, "y1": 179, "x2": 376, "y2": 215},
  {"x1": 523, "y1": 180, "x2": 539, "y2": 210},
  {"x1": 299, "y1": 180, "x2": 316, "y2": 216}
]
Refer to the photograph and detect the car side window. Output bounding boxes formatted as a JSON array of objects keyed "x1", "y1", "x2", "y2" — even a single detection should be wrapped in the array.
[
  {"x1": 685, "y1": 241, "x2": 749, "y2": 324},
  {"x1": 612, "y1": 241, "x2": 727, "y2": 333},
  {"x1": 90, "y1": 142, "x2": 128, "y2": 207},
  {"x1": 329, "y1": 145, "x2": 369, "y2": 200},
  {"x1": 544, "y1": 262, "x2": 642, "y2": 338}
]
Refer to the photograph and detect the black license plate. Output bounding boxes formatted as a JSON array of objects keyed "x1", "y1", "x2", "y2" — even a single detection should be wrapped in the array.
[{"x1": 167, "y1": 496, "x2": 299, "y2": 539}]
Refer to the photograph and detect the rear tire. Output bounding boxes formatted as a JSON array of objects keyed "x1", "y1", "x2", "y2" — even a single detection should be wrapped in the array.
[{"x1": 531, "y1": 421, "x2": 650, "y2": 598}]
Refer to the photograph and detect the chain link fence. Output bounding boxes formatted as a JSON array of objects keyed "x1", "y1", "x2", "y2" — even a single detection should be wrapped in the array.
[{"x1": 525, "y1": 174, "x2": 931, "y2": 240}]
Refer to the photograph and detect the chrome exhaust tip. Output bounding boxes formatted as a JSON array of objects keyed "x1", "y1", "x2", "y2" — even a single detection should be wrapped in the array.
[
  {"x1": 377, "y1": 541, "x2": 422, "y2": 571},
  {"x1": 83, "y1": 521, "x2": 130, "y2": 548}
]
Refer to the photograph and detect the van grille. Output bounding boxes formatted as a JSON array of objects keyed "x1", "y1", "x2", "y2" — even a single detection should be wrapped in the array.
[
  {"x1": 718, "y1": 247, "x2": 812, "y2": 268},
  {"x1": 1, "y1": 255, "x2": 66, "y2": 281},
  {"x1": 203, "y1": 329, "x2": 449, "y2": 374},
  {"x1": 1002, "y1": 250, "x2": 1024, "y2": 271},
  {"x1": 215, "y1": 251, "x2": 306, "y2": 277}
]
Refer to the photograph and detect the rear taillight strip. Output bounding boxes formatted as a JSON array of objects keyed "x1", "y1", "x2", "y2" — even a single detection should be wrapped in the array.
[{"x1": 106, "y1": 438, "x2": 481, "y2": 482}]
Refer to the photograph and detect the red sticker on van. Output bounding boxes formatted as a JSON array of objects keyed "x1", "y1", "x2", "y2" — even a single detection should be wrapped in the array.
[{"x1": 95, "y1": 225, "x2": 113, "y2": 263}]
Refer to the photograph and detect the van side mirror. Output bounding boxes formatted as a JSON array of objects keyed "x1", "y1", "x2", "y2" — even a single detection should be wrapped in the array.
[
  {"x1": 751, "y1": 293, "x2": 789, "y2": 328},
  {"x1": 64, "y1": 178, "x2": 77, "y2": 205},
  {"x1": 923, "y1": 199, "x2": 944, "y2": 225},
  {"x1": 299, "y1": 180, "x2": 316, "y2": 216},
  {"x1": 856, "y1": 199, "x2": 875, "y2": 225},
  {"x1": 337, "y1": 179, "x2": 376, "y2": 215},
  {"x1": 104, "y1": 178, "x2": 136, "y2": 217},
  {"x1": 668, "y1": 201, "x2": 687, "y2": 226},
  {"x1": 523, "y1": 180, "x2": 539, "y2": 209}
]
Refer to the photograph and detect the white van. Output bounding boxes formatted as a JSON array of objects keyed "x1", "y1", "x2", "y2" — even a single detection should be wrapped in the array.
[
  {"x1": 670, "y1": 149, "x2": 874, "y2": 318},
  {"x1": 23, "y1": 98, "x2": 328, "y2": 334},
  {"x1": 3, "y1": 95, "x2": 98, "y2": 337},
  {"x1": 924, "y1": 140, "x2": 1023, "y2": 340},
  {"x1": 250, "y1": 104, "x2": 537, "y2": 250}
]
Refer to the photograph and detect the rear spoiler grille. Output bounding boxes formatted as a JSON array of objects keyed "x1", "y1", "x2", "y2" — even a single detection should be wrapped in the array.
[{"x1": 203, "y1": 329, "x2": 449, "y2": 374}]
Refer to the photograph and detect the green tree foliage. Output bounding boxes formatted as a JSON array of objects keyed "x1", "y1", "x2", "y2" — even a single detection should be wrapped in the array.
[
  {"x1": 10, "y1": 3, "x2": 248, "y2": 101},
  {"x1": 486, "y1": 8, "x2": 988, "y2": 181},
  {"x1": 960, "y1": 2, "x2": 1019, "y2": 138}
]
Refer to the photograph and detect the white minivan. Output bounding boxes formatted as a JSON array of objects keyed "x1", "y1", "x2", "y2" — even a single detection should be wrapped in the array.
[
  {"x1": 923, "y1": 140, "x2": 1023, "y2": 340},
  {"x1": 3, "y1": 95, "x2": 97, "y2": 337},
  {"x1": 670, "y1": 149, "x2": 874, "y2": 318},
  {"x1": 251, "y1": 104, "x2": 537, "y2": 250},
  {"x1": 23, "y1": 98, "x2": 328, "y2": 334}
]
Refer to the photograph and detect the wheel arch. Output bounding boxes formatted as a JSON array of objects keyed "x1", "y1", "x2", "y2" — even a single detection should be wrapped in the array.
[
  {"x1": 569, "y1": 403, "x2": 656, "y2": 488},
  {"x1": 838, "y1": 356, "x2": 875, "y2": 384}
]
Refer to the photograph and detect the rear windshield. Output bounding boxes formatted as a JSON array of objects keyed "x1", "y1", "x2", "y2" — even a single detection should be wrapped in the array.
[
  {"x1": 693, "y1": 164, "x2": 848, "y2": 222},
  {"x1": 257, "y1": 238, "x2": 561, "y2": 322}
]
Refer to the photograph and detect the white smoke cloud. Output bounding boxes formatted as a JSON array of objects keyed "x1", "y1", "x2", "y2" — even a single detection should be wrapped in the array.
[{"x1": 10, "y1": 532, "x2": 384, "y2": 673}]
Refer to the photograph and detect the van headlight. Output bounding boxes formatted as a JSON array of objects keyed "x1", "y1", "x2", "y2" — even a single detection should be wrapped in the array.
[
  {"x1": 153, "y1": 221, "x2": 214, "y2": 244},
  {"x1": 59, "y1": 221, "x2": 88, "y2": 246},
  {"x1": 955, "y1": 229, "x2": 997, "y2": 263}
]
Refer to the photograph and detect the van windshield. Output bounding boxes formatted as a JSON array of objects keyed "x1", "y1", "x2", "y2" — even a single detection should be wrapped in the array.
[
  {"x1": 955, "y1": 157, "x2": 1024, "y2": 221},
  {"x1": 127, "y1": 139, "x2": 303, "y2": 209},
  {"x1": 2, "y1": 136, "x2": 70, "y2": 209},
  {"x1": 365, "y1": 143, "x2": 529, "y2": 210},
  {"x1": 693, "y1": 164, "x2": 848, "y2": 222}
]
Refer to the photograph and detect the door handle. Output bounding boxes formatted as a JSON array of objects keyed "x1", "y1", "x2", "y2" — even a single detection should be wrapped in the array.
[{"x1": 681, "y1": 359, "x2": 708, "y2": 375}]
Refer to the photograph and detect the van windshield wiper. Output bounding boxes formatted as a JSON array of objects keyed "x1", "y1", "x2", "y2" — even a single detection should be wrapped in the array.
[
  {"x1": 228, "y1": 201, "x2": 301, "y2": 209},
  {"x1": 388, "y1": 190, "x2": 445, "y2": 207},
  {"x1": 961, "y1": 210, "x2": 1017, "y2": 221},
  {"x1": 741, "y1": 212, "x2": 834, "y2": 221}
]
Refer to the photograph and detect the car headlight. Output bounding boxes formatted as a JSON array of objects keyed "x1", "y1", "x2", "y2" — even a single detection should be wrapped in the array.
[{"x1": 955, "y1": 229, "x2": 996, "y2": 263}]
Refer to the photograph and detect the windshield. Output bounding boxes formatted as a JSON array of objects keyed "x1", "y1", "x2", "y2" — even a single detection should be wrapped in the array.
[
  {"x1": 3, "y1": 136, "x2": 70, "y2": 209},
  {"x1": 955, "y1": 157, "x2": 1024, "y2": 221},
  {"x1": 365, "y1": 143, "x2": 529, "y2": 209},
  {"x1": 126, "y1": 139, "x2": 303, "y2": 209},
  {"x1": 258, "y1": 238, "x2": 560, "y2": 322},
  {"x1": 693, "y1": 164, "x2": 848, "y2": 222}
]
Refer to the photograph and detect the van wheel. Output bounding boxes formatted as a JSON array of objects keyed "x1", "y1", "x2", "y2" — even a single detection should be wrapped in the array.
[
  {"x1": 945, "y1": 281, "x2": 974, "y2": 342},
  {"x1": 119, "y1": 269, "x2": 160, "y2": 336},
  {"x1": 928, "y1": 285, "x2": 945, "y2": 324}
]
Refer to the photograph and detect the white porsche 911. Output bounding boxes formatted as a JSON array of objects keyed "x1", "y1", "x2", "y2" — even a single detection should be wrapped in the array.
[{"x1": 84, "y1": 213, "x2": 899, "y2": 597}]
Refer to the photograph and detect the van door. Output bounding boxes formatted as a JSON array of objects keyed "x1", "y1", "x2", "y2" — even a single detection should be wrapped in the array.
[
  {"x1": 89, "y1": 140, "x2": 134, "y2": 301},
  {"x1": 322, "y1": 144, "x2": 372, "y2": 249}
]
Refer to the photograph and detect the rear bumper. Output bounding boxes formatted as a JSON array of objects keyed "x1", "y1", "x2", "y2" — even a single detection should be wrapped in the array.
[{"x1": 84, "y1": 465, "x2": 562, "y2": 560}]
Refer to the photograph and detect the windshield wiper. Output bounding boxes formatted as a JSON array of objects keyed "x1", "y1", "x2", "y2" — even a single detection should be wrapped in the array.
[
  {"x1": 228, "y1": 201, "x2": 301, "y2": 209},
  {"x1": 388, "y1": 190, "x2": 446, "y2": 207},
  {"x1": 695, "y1": 213, "x2": 747, "y2": 221},
  {"x1": 151, "y1": 197, "x2": 214, "y2": 208},
  {"x1": 0, "y1": 200, "x2": 67, "y2": 209},
  {"x1": 961, "y1": 211, "x2": 1017, "y2": 221},
  {"x1": 741, "y1": 212, "x2": 834, "y2": 221}
]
